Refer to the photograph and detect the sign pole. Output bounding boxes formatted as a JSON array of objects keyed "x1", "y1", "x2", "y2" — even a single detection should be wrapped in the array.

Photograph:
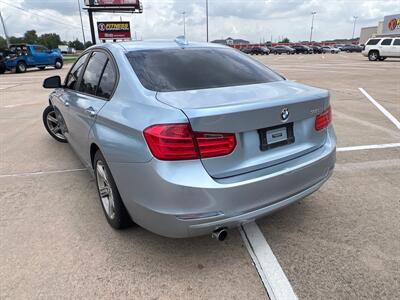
[{"x1": 88, "y1": 9, "x2": 96, "y2": 45}]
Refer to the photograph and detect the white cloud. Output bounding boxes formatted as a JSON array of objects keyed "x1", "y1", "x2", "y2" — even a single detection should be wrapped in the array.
[{"x1": 0, "y1": 0, "x2": 398, "y2": 43}]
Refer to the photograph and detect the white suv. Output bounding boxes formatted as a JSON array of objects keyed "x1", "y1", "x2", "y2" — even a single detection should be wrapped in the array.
[{"x1": 362, "y1": 37, "x2": 400, "y2": 61}]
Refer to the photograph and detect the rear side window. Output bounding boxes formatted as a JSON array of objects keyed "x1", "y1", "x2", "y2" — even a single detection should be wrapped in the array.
[
  {"x1": 65, "y1": 53, "x2": 89, "y2": 90},
  {"x1": 394, "y1": 39, "x2": 400, "y2": 46},
  {"x1": 366, "y1": 39, "x2": 380, "y2": 45},
  {"x1": 79, "y1": 52, "x2": 108, "y2": 96},
  {"x1": 381, "y1": 39, "x2": 392, "y2": 46},
  {"x1": 126, "y1": 48, "x2": 283, "y2": 92},
  {"x1": 97, "y1": 60, "x2": 117, "y2": 99}
]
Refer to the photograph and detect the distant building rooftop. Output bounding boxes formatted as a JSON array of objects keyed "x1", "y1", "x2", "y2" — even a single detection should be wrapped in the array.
[{"x1": 211, "y1": 37, "x2": 250, "y2": 45}]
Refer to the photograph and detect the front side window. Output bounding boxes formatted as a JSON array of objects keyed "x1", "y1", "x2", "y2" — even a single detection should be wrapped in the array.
[
  {"x1": 126, "y1": 48, "x2": 283, "y2": 92},
  {"x1": 79, "y1": 52, "x2": 108, "y2": 96},
  {"x1": 394, "y1": 39, "x2": 400, "y2": 46},
  {"x1": 65, "y1": 53, "x2": 89, "y2": 90},
  {"x1": 381, "y1": 39, "x2": 393, "y2": 46}
]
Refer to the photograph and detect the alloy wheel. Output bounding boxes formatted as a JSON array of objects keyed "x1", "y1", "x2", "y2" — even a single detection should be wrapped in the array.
[
  {"x1": 96, "y1": 160, "x2": 116, "y2": 220},
  {"x1": 46, "y1": 110, "x2": 66, "y2": 141}
]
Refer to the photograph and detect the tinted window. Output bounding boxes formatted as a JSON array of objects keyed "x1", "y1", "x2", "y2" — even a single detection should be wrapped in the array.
[
  {"x1": 127, "y1": 48, "x2": 282, "y2": 92},
  {"x1": 97, "y1": 60, "x2": 117, "y2": 99},
  {"x1": 394, "y1": 39, "x2": 400, "y2": 46},
  {"x1": 34, "y1": 46, "x2": 48, "y2": 52},
  {"x1": 65, "y1": 53, "x2": 89, "y2": 90},
  {"x1": 367, "y1": 39, "x2": 380, "y2": 45},
  {"x1": 79, "y1": 52, "x2": 108, "y2": 96},
  {"x1": 381, "y1": 39, "x2": 392, "y2": 46}
]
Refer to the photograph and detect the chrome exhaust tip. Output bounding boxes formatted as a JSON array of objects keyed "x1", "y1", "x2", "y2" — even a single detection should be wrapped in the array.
[{"x1": 212, "y1": 228, "x2": 228, "y2": 241}]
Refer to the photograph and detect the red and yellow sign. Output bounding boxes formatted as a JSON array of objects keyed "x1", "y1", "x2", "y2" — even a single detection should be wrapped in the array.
[{"x1": 97, "y1": 22, "x2": 131, "y2": 40}]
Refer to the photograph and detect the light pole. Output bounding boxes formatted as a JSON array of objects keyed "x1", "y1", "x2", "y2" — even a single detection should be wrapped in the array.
[
  {"x1": 352, "y1": 16, "x2": 358, "y2": 39},
  {"x1": 206, "y1": 0, "x2": 209, "y2": 42},
  {"x1": 310, "y1": 11, "x2": 316, "y2": 43},
  {"x1": 0, "y1": 11, "x2": 10, "y2": 48},
  {"x1": 182, "y1": 11, "x2": 186, "y2": 38},
  {"x1": 77, "y1": 0, "x2": 86, "y2": 45}
]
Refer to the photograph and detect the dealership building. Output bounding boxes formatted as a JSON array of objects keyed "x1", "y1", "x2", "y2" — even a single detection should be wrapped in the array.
[{"x1": 360, "y1": 14, "x2": 400, "y2": 44}]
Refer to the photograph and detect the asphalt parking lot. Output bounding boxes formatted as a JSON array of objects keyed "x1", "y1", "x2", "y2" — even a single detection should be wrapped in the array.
[{"x1": 1, "y1": 53, "x2": 399, "y2": 299}]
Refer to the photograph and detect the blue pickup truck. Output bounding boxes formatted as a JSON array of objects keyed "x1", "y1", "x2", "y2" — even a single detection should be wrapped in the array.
[{"x1": 0, "y1": 44, "x2": 64, "y2": 74}]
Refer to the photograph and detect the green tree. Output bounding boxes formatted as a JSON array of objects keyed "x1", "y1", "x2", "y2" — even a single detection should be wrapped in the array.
[
  {"x1": 84, "y1": 41, "x2": 93, "y2": 49},
  {"x1": 280, "y1": 37, "x2": 290, "y2": 43},
  {"x1": 68, "y1": 39, "x2": 84, "y2": 50},
  {"x1": 38, "y1": 33, "x2": 62, "y2": 49},
  {"x1": 0, "y1": 36, "x2": 7, "y2": 48},
  {"x1": 24, "y1": 30, "x2": 39, "y2": 44},
  {"x1": 9, "y1": 36, "x2": 24, "y2": 44}
]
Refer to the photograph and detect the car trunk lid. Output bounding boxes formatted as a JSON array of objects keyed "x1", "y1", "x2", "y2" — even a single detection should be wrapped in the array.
[{"x1": 156, "y1": 81, "x2": 330, "y2": 178}]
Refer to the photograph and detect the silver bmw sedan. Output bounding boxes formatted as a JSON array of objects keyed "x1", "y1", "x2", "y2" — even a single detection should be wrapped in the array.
[{"x1": 42, "y1": 39, "x2": 336, "y2": 239}]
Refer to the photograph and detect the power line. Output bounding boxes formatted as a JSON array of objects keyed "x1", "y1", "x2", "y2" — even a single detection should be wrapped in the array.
[{"x1": 0, "y1": 0, "x2": 92, "y2": 33}]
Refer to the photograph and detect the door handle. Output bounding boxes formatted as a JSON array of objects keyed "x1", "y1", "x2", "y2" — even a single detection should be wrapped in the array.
[{"x1": 85, "y1": 107, "x2": 96, "y2": 117}]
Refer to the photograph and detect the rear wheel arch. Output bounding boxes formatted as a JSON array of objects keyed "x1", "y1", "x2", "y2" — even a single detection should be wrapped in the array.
[{"x1": 90, "y1": 143, "x2": 100, "y2": 169}]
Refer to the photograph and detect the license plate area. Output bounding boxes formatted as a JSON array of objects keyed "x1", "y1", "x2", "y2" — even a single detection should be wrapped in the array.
[{"x1": 258, "y1": 123, "x2": 295, "y2": 151}]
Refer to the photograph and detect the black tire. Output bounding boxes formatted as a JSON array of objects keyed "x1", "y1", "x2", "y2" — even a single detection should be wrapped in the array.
[
  {"x1": 16, "y1": 61, "x2": 27, "y2": 73},
  {"x1": 94, "y1": 150, "x2": 132, "y2": 229},
  {"x1": 54, "y1": 58, "x2": 63, "y2": 69},
  {"x1": 274, "y1": 51, "x2": 277, "y2": 55},
  {"x1": 287, "y1": 51, "x2": 290, "y2": 55},
  {"x1": 38, "y1": 66, "x2": 46, "y2": 70},
  {"x1": 368, "y1": 50, "x2": 379, "y2": 61},
  {"x1": 42, "y1": 106, "x2": 68, "y2": 143},
  {"x1": 0, "y1": 63, "x2": 5, "y2": 74},
  {"x1": 331, "y1": 50, "x2": 334, "y2": 54}
]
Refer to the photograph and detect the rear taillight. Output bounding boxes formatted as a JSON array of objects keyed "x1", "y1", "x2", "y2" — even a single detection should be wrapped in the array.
[
  {"x1": 315, "y1": 106, "x2": 332, "y2": 131},
  {"x1": 144, "y1": 124, "x2": 236, "y2": 161},
  {"x1": 194, "y1": 132, "x2": 236, "y2": 158}
]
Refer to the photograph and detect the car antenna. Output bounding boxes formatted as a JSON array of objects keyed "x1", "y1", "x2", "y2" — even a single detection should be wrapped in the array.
[{"x1": 175, "y1": 36, "x2": 188, "y2": 47}]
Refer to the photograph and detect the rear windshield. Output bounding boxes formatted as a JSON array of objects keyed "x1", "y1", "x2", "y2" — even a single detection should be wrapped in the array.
[{"x1": 126, "y1": 48, "x2": 283, "y2": 92}]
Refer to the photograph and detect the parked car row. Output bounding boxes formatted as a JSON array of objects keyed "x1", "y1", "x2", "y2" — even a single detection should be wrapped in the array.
[
  {"x1": 241, "y1": 47, "x2": 271, "y2": 55},
  {"x1": 240, "y1": 43, "x2": 357, "y2": 56}
]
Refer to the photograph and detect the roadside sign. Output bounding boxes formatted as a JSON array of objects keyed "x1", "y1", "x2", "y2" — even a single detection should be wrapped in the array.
[
  {"x1": 97, "y1": 21, "x2": 131, "y2": 40},
  {"x1": 382, "y1": 14, "x2": 400, "y2": 35},
  {"x1": 85, "y1": 0, "x2": 139, "y2": 6}
]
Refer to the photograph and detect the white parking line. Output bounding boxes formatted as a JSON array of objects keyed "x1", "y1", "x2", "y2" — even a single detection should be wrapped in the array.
[
  {"x1": 3, "y1": 102, "x2": 40, "y2": 108},
  {"x1": 359, "y1": 88, "x2": 400, "y2": 130},
  {"x1": 240, "y1": 222, "x2": 298, "y2": 300},
  {"x1": 337, "y1": 143, "x2": 400, "y2": 152},
  {"x1": 0, "y1": 168, "x2": 87, "y2": 178}
]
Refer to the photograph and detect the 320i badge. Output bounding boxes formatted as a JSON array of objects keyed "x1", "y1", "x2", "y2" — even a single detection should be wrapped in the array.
[{"x1": 42, "y1": 39, "x2": 336, "y2": 239}]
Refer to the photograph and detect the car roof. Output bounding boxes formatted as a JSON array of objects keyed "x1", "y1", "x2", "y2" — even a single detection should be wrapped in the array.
[{"x1": 97, "y1": 39, "x2": 229, "y2": 52}]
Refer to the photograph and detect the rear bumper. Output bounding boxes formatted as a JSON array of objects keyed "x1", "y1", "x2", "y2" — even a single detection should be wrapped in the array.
[{"x1": 110, "y1": 126, "x2": 336, "y2": 238}]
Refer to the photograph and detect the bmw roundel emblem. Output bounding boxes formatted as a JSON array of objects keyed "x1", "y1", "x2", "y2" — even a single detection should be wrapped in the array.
[{"x1": 281, "y1": 108, "x2": 289, "y2": 121}]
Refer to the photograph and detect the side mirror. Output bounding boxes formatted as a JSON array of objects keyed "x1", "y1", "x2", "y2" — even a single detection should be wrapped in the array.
[{"x1": 43, "y1": 76, "x2": 62, "y2": 89}]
